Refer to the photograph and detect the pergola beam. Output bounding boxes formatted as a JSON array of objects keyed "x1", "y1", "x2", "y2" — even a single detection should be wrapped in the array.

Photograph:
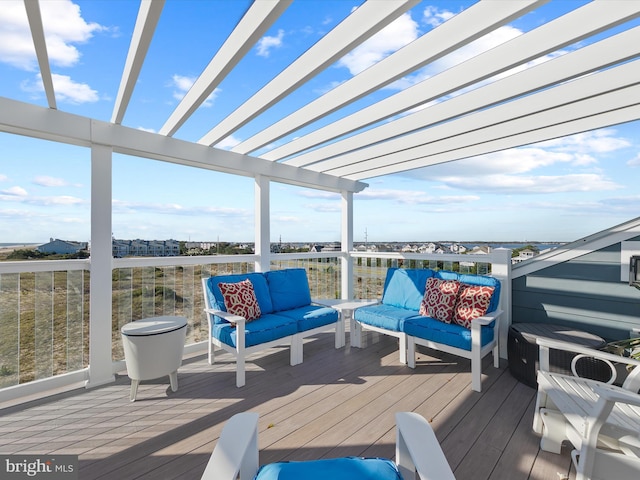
[{"x1": 0, "y1": 96, "x2": 366, "y2": 193}]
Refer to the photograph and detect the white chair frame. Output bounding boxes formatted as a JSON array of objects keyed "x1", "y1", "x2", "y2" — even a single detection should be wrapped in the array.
[
  {"x1": 201, "y1": 411, "x2": 455, "y2": 480},
  {"x1": 533, "y1": 337, "x2": 640, "y2": 480},
  {"x1": 202, "y1": 278, "x2": 342, "y2": 388}
]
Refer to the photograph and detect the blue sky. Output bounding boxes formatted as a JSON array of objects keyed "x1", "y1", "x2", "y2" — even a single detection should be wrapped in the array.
[{"x1": 1, "y1": 0, "x2": 639, "y2": 244}]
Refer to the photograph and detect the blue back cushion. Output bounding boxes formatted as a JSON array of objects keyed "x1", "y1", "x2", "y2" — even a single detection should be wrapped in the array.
[
  {"x1": 204, "y1": 273, "x2": 274, "y2": 317},
  {"x1": 265, "y1": 268, "x2": 311, "y2": 312},
  {"x1": 435, "y1": 270, "x2": 501, "y2": 313},
  {"x1": 255, "y1": 457, "x2": 402, "y2": 480},
  {"x1": 381, "y1": 268, "x2": 435, "y2": 311}
]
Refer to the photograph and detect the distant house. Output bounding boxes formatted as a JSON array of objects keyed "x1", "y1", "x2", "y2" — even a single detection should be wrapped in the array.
[
  {"x1": 37, "y1": 238, "x2": 88, "y2": 255},
  {"x1": 112, "y1": 238, "x2": 180, "y2": 257},
  {"x1": 512, "y1": 248, "x2": 537, "y2": 264},
  {"x1": 469, "y1": 245, "x2": 491, "y2": 255}
]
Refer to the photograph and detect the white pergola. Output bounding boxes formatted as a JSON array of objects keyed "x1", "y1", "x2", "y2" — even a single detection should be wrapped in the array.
[{"x1": 1, "y1": 0, "x2": 640, "y2": 388}]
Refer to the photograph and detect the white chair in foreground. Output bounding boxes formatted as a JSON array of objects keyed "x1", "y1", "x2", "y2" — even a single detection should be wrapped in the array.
[
  {"x1": 201, "y1": 411, "x2": 454, "y2": 480},
  {"x1": 533, "y1": 337, "x2": 640, "y2": 480}
]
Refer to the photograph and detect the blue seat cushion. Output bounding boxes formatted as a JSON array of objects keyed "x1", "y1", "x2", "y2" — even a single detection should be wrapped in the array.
[
  {"x1": 381, "y1": 268, "x2": 434, "y2": 310},
  {"x1": 211, "y1": 313, "x2": 297, "y2": 348},
  {"x1": 354, "y1": 304, "x2": 422, "y2": 332},
  {"x1": 265, "y1": 268, "x2": 312, "y2": 311},
  {"x1": 254, "y1": 457, "x2": 402, "y2": 480},
  {"x1": 205, "y1": 273, "x2": 274, "y2": 321},
  {"x1": 403, "y1": 316, "x2": 495, "y2": 351},
  {"x1": 277, "y1": 305, "x2": 338, "y2": 332}
]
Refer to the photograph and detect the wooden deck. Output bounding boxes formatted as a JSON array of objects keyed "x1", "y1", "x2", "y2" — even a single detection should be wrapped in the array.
[{"x1": 0, "y1": 331, "x2": 576, "y2": 479}]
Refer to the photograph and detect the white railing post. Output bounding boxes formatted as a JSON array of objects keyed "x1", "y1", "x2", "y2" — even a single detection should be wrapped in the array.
[
  {"x1": 341, "y1": 191, "x2": 353, "y2": 299},
  {"x1": 491, "y1": 248, "x2": 512, "y2": 359},
  {"x1": 87, "y1": 143, "x2": 116, "y2": 388},
  {"x1": 255, "y1": 175, "x2": 270, "y2": 273}
]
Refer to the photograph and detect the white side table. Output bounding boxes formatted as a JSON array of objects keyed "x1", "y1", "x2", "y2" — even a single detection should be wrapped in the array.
[
  {"x1": 121, "y1": 316, "x2": 187, "y2": 401},
  {"x1": 312, "y1": 299, "x2": 378, "y2": 348}
]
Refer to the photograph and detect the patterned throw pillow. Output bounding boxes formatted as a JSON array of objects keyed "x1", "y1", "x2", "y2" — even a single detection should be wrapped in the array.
[
  {"x1": 218, "y1": 279, "x2": 261, "y2": 322},
  {"x1": 452, "y1": 284, "x2": 495, "y2": 328},
  {"x1": 419, "y1": 277, "x2": 461, "y2": 323}
]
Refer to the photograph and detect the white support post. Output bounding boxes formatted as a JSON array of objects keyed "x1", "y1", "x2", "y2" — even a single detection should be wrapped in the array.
[
  {"x1": 491, "y1": 248, "x2": 512, "y2": 360},
  {"x1": 341, "y1": 191, "x2": 353, "y2": 299},
  {"x1": 87, "y1": 143, "x2": 115, "y2": 388},
  {"x1": 254, "y1": 175, "x2": 270, "y2": 273}
]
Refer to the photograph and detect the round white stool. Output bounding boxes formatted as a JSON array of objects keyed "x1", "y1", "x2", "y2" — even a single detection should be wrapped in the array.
[{"x1": 121, "y1": 316, "x2": 187, "y2": 401}]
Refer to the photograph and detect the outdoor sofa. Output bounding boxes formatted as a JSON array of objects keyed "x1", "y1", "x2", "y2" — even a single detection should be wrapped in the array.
[
  {"x1": 353, "y1": 267, "x2": 502, "y2": 392},
  {"x1": 202, "y1": 268, "x2": 340, "y2": 387}
]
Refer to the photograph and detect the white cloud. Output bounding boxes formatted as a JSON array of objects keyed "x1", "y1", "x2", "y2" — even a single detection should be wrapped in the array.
[
  {"x1": 422, "y1": 6, "x2": 456, "y2": 28},
  {"x1": 400, "y1": 128, "x2": 630, "y2": 195},
  {"x1": 628, "y1": 153, "x2": 640, "y2": 167},
  {"x1": 112, "y1": 199, "x2": 249, "y2": 217},
  {"x1": 538, "y1": 129, "x2": 631, "y2": 154},
  {"x1": 21, "y1": 73, "x2": 99, "y2": 104},
  {"x1": 0, "y1": 174, "x2": 7, "y2": 182},
  {"x1": 0, "y1": 0, "x2": 105, "y2": 70},
  {"x1": 33, "y1": 176, "x2": 72, "y2": 187},
  {"x1": 357, "y1": 188, "x2": 479, "y2": 205},
  {"x1": 169, "y1": 74, "x2": 218, "y2": 106},
  {"x1": 2, "y1": 186, "x2": 28, "y2": 196},
  {"x1": 215, "y1": 134, "x2": 242, "y2": 150},
  {"x1": 137, "y1": 126, "x2": 156, "y2": 133},
  {"x1": 439, "y1": 173, "x2": 620, "y2": 194},
  {"x1": 0, "y1": 191, "x2": 84, "y2": 205},
  {"x1": 257, "y1": 29, "x2": 284, "y2": 58},
  {"x1": 337, "y1": 13, "x2": 419, "y2": 75}
]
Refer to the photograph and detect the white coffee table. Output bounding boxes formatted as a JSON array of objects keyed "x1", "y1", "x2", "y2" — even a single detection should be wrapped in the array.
[{"x1": 312, "y1": 299, "x2": 378, "y2": 348}]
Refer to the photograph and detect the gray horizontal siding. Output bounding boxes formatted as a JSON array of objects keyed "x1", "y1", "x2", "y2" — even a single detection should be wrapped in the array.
[{"x1": 512, "y1": 242, "x2": 640, "y2": 342}]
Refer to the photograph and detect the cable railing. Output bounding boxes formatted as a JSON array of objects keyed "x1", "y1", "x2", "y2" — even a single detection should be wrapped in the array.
[{"x1": 0, "y1": 250, "x2": 510, "y2": 395}]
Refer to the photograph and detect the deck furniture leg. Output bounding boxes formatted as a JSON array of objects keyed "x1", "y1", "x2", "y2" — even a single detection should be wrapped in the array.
[
  {"x1": 539, "y1": 408, "x2": 567, "y2": 454},
  {"x1": 130, "y1": 379, "x2": 139, "y2": 402},
  {"x1": 169, "y1": 370, "x2": 178, "y2": 392}
]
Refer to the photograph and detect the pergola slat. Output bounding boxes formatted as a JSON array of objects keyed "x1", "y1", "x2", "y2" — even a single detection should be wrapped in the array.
[
  {"x1": 111, "y1": 0, "x2": 165, "y2": 125},
  {"x1": 341, "y1": 88, "x2": 640, "y2": 180},
  {"x1": 197, "y1": 0, "x2": 420, "y2": 147},
  {"x1": 313, "y1": 29, "x2": 640, "y2": 174},
  {"x1": 159, "y1": 0, "x2": 292, "y2": 136},
  {"x1": 231, "y1": 0, "x2": 545, "y2": 155},
  {"x1": 278, "y1": 0, "x2": 640, "y2": 167},
  {"x1": 23, "y1": 0, "x2": 56, "y2": 109}
]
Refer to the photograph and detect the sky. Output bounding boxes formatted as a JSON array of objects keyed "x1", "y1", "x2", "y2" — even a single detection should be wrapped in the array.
[{"x1": 1, "y1": 0, "x2": 639, "y2": 245}]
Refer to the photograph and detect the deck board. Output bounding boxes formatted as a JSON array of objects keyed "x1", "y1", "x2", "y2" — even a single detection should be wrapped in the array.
[{"x1": 0, "y1": 331, "x2": 572, "y2": 480}]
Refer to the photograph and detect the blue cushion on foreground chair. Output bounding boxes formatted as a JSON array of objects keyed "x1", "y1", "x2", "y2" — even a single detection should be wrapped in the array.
[{"x1": 254, "y1": 457, "x2": 403, "y2": 480}]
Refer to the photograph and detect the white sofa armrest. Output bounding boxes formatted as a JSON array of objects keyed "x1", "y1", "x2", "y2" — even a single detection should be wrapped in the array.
[
  {"x1": 204, "y1": 308, "x2": 246, "y2": 325},
  {"x1": 471, "y1": 308, "x2": 502, "y2": 327}
]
